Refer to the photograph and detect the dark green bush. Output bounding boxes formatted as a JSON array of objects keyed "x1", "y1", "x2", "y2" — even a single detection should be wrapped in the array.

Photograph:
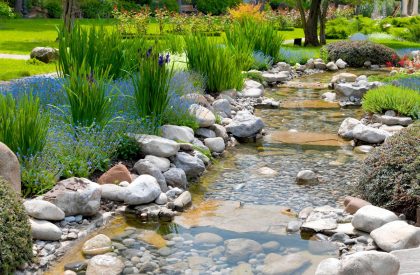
[
  {"x1": 196, "y1": 0, "x2": 241, "y2": 15},
  {"x1": 355, "y1": 126, "x2": 420, "y2": 220},
  {"x1": 150, "y1": 0, "x2": 179, "y2": 12},
  {"x1": 79, "y1": 0, "x2": 114, "y2": 18},
  {"x1": 0, "y1": 178, "x2": 33, "y2": 274},
  {"x1": 44, "y1": 0, "x2": 62, "y2": 18},
  {"x1": 0, "y1": 1, "x2": 15, "y2": 18},
  {"x1": 326, "y1": 17, "x2": 351, "y2": 39},
  {"x1": 324, "y1": 40, "x2": 396, "y2": 67}
]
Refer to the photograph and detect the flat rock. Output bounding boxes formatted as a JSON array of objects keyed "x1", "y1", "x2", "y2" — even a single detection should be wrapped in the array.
[
  {"x1": 86, "y1": 254, "x2": 124, "y2": 275},
  {"x1": 370, "y1": 220, "x2": 420, "y2": 252},
  {"x1": 226, "y1": 110, "x2": 265, "y2": 138},
  {"x1": 339, "y1": 251, "x2": 400, "y2": 275},
  {"x1": 225, "y1": 238, "x2": 262, "y2": 262},
  {"x1": 144, "y1": 155, "x2": 170, "y2": 172},
  {"x1": 24, "y1": 200, "x2": 65, "y2": 221},
  {"x1": 135, "y1": 134, "x2": 180, "y2": 157},
  {"x1": 193, "y1": 232, "x2": 223, "y2": 245},
  {"x1": 161, "y1": 125, "x2": 195, "y2": 143},
  {"x1": 372, "y1": 114, "x2": 413, "y2": 126},
  {"x1": 352, "y1": 124, "x2": 391, "y2": 144},
  {"x1": 172, "y1": 152, "x2": 205, "y2": 179},
  {"x1": 352, "y1": 205, "x2": 399, "y2": 233},
  {"x1": 82, "y1": 234, "x2": 112, "y2": 256},
  {"x1": 301, "y1": 218, "x2": 338, "y2": 233},
  {"x1": 30, "y1": 218, "x2": 62, "y2": 241},
  {"x1": 124, "y1": 175, "x2": 161, "y2": 205},
  {"x1": 262, "y1": 71, "x2": 289, "y2": 83}
]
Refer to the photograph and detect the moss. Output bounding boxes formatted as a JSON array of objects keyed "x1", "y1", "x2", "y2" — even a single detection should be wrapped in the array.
[
  {"x1": 355, "y1": 125, "x2": 420, "y2": 220},
  {"x1": 0, "y1": 178, "x2": 33, "y2": 274}
]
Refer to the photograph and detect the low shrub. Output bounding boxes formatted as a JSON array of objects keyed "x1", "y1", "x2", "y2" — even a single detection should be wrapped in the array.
[
  {"x1": 279, "y1": 47, "x2": 319, "y2": 64},
  {"x1": 355, "y1": 125, "x2": 420, "y2": 220},
  {"x1": 325, "y1": 17, "x2": 351, "y2": 39},
  {"x1": 362, "y1": 85, "x2": 420, "y2": 119},
  {"x1": 196, "y1": 0, "x2": 241, "y2": 15},
  {"x1": 150, "y1": 0, "x2": 179, "y2": 12},
  {"x1": 0, "y1": 1, "x2": 15, "y2": 18},
  {"x1": 79, "y1": 0, "x2": 114, "y2": 18},
  {"x1": 350, "y1": 16, "x2": 380, "y2": 35},
  {"x1": 0, "y1": 93, "x2": 50, "y2": 159},
  {"x1": 324, "y1": 40, "x2": 397, "y2": 67},
  {"x1": 405, "y1": 23, "x2": 420, "y2": 43},
  {"x1": 44, "y1": 0, "x2": 62, "y2": 18},
  {"x1": 0, "y1": 179, "x2": 33, "y2": 274}
]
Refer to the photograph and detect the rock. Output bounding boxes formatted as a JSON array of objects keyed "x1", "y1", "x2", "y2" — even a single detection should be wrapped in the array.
[
  {"x1": 274, "y1": 62, "x2": 291, "y2": 71},
  {"x1": 30, "y1": 219, "x2": 62, "y2": 241},
  {"x1": 296, "y1": 170, "x2": 319, "y2": 185},
  {"x1": 163, "y1": 168, "x2": 188, "y2": 189},
  {"x1": 24, "y1": 200, "x2": 65, "y2": 221},
  {"x1": 134, "y1": 159, "x2": 167, "y2": 191},
  {"x1": 241, "y1": 80, "x2": 264, "y2": 98},
  {"x1": 331, "y1": 232, "x2": 350, "y2": 243},
  {"x1": 301, "y1": 218, "x2": 337, "y2": 232},
  {"x1": 338, "y1": 118, "x2": 361, "y2": 139},
  {"x1": 194, "y1": 232, "x2": 223, "y2": 245},
  {"x1": 187, "y1": 256, "x2": 214, "y2": 270},
  {"x1": 124, "y1": 175, "x2": 161, "y2": 205},
  {"x1": 314, "y1": 60, "x2": 327, "y2": 70},
  {"x1": 352, "y1": 205, "x2": 399, "y2": 233},
  {"x1": 379, "y1": 125, "x2": 404, "y2": 135},
  {"x1": 335, "y1": 59, "x2": 347, "y2": 69},
  {"x1": 30, "y1": 47, "x2": 58, "y2": 63},
  {"x1": 372, "y1": 114, "x2": 413, "y2": 126},
  {"x1": 195, "y1": 128, "x2": 216, "y2": 139},
  {"x1": 262, "y1": 71, "x2": 289, "y2": 83},
  {"x1": 144, "y1": 155, "x2": 170, "y2": 172},
  {"x1": 172, "y1": 152, "x2": 205, "y2": 179},
  {"x1": 322, "y1": 92, "x2": 336, "y2": 102},
  {"x1": 390, "y1": 247, "x2": 420, "y2": 274},
  {"x1": 86, "y1": 254, "x2": 124, "y2": 275},
  {"x1": 231, "y1": 263, "x2": 253, "y2": 275},
  {"x1": 82, "y1": 234, "x2": 112, "y2": 256},
  {"x1": 331, "y1": 73, "x2": 357, "y2": 84},
  {"x1": 161, "y1": 125, "x2": 195, "y2": 143},
  {"x1": 315, "y1": 258, "x2": 340, "y2": 275},
  {"x1": 226, "y1": 110, "x2": 265, "y2": 138},
  {"x1": 194, "y1": 150, "x2": 210, "y2": 166},
  {"x1": 352, "y1": 124, "x2": 391, "y2": 144},
  {"x1": 64, "y1": 271, "x2": 77, "y2": 275},
  {"x1": 135, "y1": 134, "x2": 180, "y2": 158},
  {"x1": 212, "y1": 99, "x2": 232, "y2": 118},
  {"x1": 326, "y1": 62, "x2": 338, "y2": 71},
  {"x1": 209, "y1": 124, "x2": 229, "y2": 141},
  {"x1": 173, "y1": 191, "x2": 192, "y2": 211},
  {"x1": 100, "y1": 184, "x2": 127, "y2": 202},
  {"x1": 364, "y1": 61, "x2": 372, "y2": 67},
  {"x1": 335, "y1": 81, "x2": 382, "y2": 103},
  {"x1": 189, "y1": 104, "x2": 216, "y2": 127},
  {"x1": 204, "y1": 137, "x2": 225, "y2": 153},
  {"x1": 0, "y1": 142, "x2": 21, "y2": 192},
  {"x1": 257, "y1": 167, "x2": 278, "y2": 176},
  {"x1": 181, "y1": 93, "x2": 211, "y2": 109},
  {"x1": 97, "y1": 163, "x2": 131, "y2": 184},
  {"x1": 43, "y1": 177, "x2": 101, "y2": 217},
  {"x1": 343, "y1": 196, "x2": 371, "y2": 214},
  {"x1": 370, "y1": 220, "x2": 420, "y2": 252},
  {"x1": 155, "y1": 193, "x2": 168, "y2": 205},
  {"x1": 286, "y1": 220, "x2": 302, "y2": 232},
  {"x1": 224, "y1": 238, "x2": 262, "y2": 262},
  {"x1": 262, "y1": 252, "x2": 310, "y2": 275},
  {"x1": 339, "y1": 251, "x2": 400, "y2": 275},
  {"x1": 354, "y1": 145, "x2": 374, "y2": 154}
]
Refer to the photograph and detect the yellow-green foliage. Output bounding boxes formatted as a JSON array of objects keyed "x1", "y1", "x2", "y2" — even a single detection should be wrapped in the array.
[
  {"x1": 362, "y1": 85, "x2": 420, "y2": 119},
  {"x1": 0, "y1": 179, "x2": 33, "y2": 274}
]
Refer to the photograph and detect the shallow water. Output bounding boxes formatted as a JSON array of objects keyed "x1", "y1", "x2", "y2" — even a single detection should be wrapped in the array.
[{"x1": 47, "y1": 70, "x2": 387, "y2": 275}]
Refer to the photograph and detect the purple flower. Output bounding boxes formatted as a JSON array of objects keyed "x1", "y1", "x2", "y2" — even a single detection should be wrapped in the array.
[
  {"x1": 165, "y1": 53, "x2": 170, "y2": 64},
  {"x1": 146, "y1": 47, "x2": 152, "y2": 58},
  {"x1": 158, "y1": 54, "x2": 164, "y2": 66}
]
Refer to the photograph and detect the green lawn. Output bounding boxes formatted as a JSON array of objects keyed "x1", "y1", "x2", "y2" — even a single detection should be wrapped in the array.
[{"x1": 0, "y1": 59, "x2": 56, "y2": 81}]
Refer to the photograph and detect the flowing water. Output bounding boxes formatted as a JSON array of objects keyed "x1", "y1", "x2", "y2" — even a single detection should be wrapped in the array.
[{"x1": 47, "y1": 70, "x2": 387, "y2": 275}]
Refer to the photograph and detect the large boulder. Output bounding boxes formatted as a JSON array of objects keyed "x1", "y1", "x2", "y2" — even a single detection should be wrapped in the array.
[
  {"x1": 335, "y1": 59, "x2": 347, "y2": 69},
  {"x1": 100, "y1": 184, "x2": 127, "y2": 202},
  {"x1": 315, "y1": 258, "x2": 340, "y2": 275},
  {"x1": 0, "y1": 142, "x2": 21, "y2": 192},
  {"x1": 339, "y1": 251, "x2": 400, "y2": 275},
  {"x1": 144, "y1": 155, "x2": 170, "y2": 172},
  {"x1": 224, "y1": 238, "x2": 262, "y2": 262},
  {"x1": 372, "y1": 114, "x2": 413, "y2": 126},
  {"x1": 209, "y1": 124, "x2": 229, "y2": 141},
  {"x1": 326, "y1": 62, "x2": 338, "y2": 71},
  {"x1": 262, "y1": 71, "x2": 289, "y2": 83},
  {"x1": 335, "y1": 81, "x2": 382, "y2": 103},
  {"x1": 86, "y1": 254, "x2": 124, "y2": 275},
  {"x1": 262, "y1": 252, "x2": 311, "y2": 275},
  {"x1": 161, "y1": 125, "x2": 195, "y2": 143},
  {"x1": 241, "y1": 80, "x2": 264, "y2": 98},
  {"x1": 163, "y1": 168, "x2": 188, "y2": 189},
  {"x1": 351, "y1": 205, "x2": 399, "y2": 233},
  {"x1": 82, "y1": 234, "x2": 113, "y2": 256},
  {"x1": 172, "y1": 152, "x2": 205, "y2": 179},
  {"x1": 134, "y1": 134, "x2": 180, "y2": 158},
  {"x1": 124, "y1": 175, "x2": 161, "y2": 205},
  {"x1": 331, "y1": 73, "x2": 357, "y2": 84},
  {"x1": 173, "y1": 191, "x2": 192, "y2": 211},
  {"x1": 352, "y1": 124, "x2": 391, "y2": 144},
  {"x1": 30, "y1": 47, "x2": 58, "y2": 63},
  {"x1": 370, "y1": 220, "x2": 420, "y2": 252},
  {"x1": 134, "y1": 159, "x2": 168, "y2": 192},
  {"x1": 226, "y1": 110, "x2": 265, "y2": 138},
  {"x1": 30, "y1": 219, "x2": 62, "y2": 241},
  {"x1": 343, "y1": 196, "x2": 371, "y2": 214},
  {"x1": 97, "y1": 163, "x2": 131, "y2": 184},
  {"x1": 189, "y1": 104, "x2": 216, "y2": 127},
  {"x1": 24, "y1": 200, "x2": 65, "y2": 221},
  {"x1": 338, "y1": 118, "x2": 361, "y2": 139},
  {"x1": 204, "y1": 137, "x2": 225, "y2": 153},
  {"x1": 43, "y1": 178, "x2": 101, "y2": 217},
  {"x1": 212, "y1": 99, "x2": 232, "y2": 118}
]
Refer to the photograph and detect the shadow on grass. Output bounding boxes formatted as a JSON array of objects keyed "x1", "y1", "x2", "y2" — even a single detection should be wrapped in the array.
[{"x1": 0, "y1": 40, "x2": 58, "y2": 54}]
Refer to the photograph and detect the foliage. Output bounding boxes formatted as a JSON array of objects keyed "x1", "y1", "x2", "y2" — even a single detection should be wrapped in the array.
[
  {"x1": 0, "y1": 58, "x2": 56, "y2": 81},
  {"x1": 252, "y1": 51, "x2": 273, "y2": 70},
  {"x1": 394, "y1": 76, "x2": 420, "y2": 91},
  {"x1": 279, "y1": 47, "x2": 319, "y2": 64},
  {"x1": 0, "y1": 179, "x2": 33, "y2": 274},
  {"x1": 196, "y1": 0, "x2": 241, "y2": 15},
  {"x1": 0, "y1": 93, "x2": 50, "y2": 159},
  {"x1": 132, "y1": 48, "x2": 173, "y2": 131},
  {"x1": 150, "y1": 0, "x2": 179, "y2": 12},
  {"x1": 355, "y1": 126, "x2": 420, "y2": 220},
  {"x1": 112, "y1": 6, "x2": 151, "y2": 35},
  {"x1": 80, "y1": 0, "x2": 114, "y2": 18},
  {"x1": 244, "y1": 71, "x2": 265, "y2": 83},
  {"x1": 229, "y1": 3, "x2": 264, "y2": 22},
  {"x1": 350, "y1": 16, "x2": 380, "y2": 35},
  {"x1": 0, "y1": 1, "x2": 15, "y2": 18},
  {"x1": 324, "y1": 40, "x2": 397, "y2": 67},
  {"x1": 362, "y1": 85, "x2": 420, "y2": 119},
  {"x1": 115, "y1": 134, "x2": 142, "y2": 161},
  {"x1": 44, "y1": 0, "x2": 62, "y2": 18},
  {"x1": 404, "y1": 23, "x2": 420, "y2": 43},
  {"x1": 325, "y1": 17, "x2": 351, "y2": 39},
  {"x1": 184, "y1": 35, "x2": 243, "y2": 94}
]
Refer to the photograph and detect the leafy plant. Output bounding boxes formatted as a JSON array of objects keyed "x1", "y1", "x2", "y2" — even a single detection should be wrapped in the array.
[
  {"x1": 325, "y1": 17, "x2": 351, "y2": 39},
  {"x1": 196, "y1": 0, "x2": 241, "y2": 15},
  {"x1": 0, "y1": 93, "x2": 50, "y2": 159},
  {"x1": 44, "y1": 0, "x2": 62, "y2": 18},
  {"x1": 229, "y1": 3, "x2": 264, "y2": 22},
  {"x1": 362, "y1": 85, "x2": 420, "y2": 119},
  {"x1": 0, "y1": 179, "x2": 33, "y2": 274},
  {"x1": 0, "y1": 1, "x2": 15, "y2": 18}
]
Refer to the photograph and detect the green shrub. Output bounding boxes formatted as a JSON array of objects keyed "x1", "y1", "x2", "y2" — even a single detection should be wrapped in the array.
[
  {"x1": 362, "y1": 85, "x2": 420, "y2": 119},
  {"x1": 355, "y1": 126, "x2": 420, "y2": 220},
  {"x1": 79, "y1": 0, "x2": 114, "y2": 18},
  {"x1": 324, "y1": 40, "x2": 396, "y2": 67},
  {"x1": 185, "y1": 35, "x2": 244, "y2": 94},
  {"x1": 44, "y1": 0, "x2": 62, "y2": 18},
  {"x1": 196, "y1": 0, "x2": 241, "y2": 15},
  {"x1": 404, "y1": 23, "x2": 420, "y2": 43},
  {"x1": 0, "y1": 93, "x2": 50, "y2": 158},
  {"x1": 115, "y1": 134, "x2": 142, "y2": 161},
  {"x1": 0, "y1": 1, "x2": 15, "y2": 18},
  {"x1": 150, "y1": 0, "x2": 179, "y2": 12},
  {"x1": 326, "y1": 17, "x2": 351, "y2": 39},
  {"x1": 350, "y1": 16, "x2": 380, "y2": 35},
  {"x1": 0, "y1": 178, "x2": 33, "y2": 274}
]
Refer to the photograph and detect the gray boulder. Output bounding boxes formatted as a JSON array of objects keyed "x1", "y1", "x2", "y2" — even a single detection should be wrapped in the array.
[
  {"x1": 30, "y1": 47, "x2": 58, "y2": 63},
  {"x1": 262, "y1": 71, "x2": 289, "y2": 83},
  {"x1": 296, "y1": 170, "x2": 319, "y2": 185},
  {"x1": 335, "y1": 59, "x2": 347, "y2": 69},
  {"x1": 161, "y1": 125, "x2": 195, "y2": 143},
  {"x1": 135, "y1": 134, "x2": 180, "y2": 158},
  {"x1": 210, "y1": 124, "x2": 229, "y2": 141},
  {"x1": 331, "y1": 73, "x2": 357, "y2": 84},
  {"x1": 326, "y1": 62, "x2": 339, "y2": 71},
  {"x1": 24, "y1": 200, "x2": 65, "y2": 221},
  {"x1": 315, "y1": 258, "x2": 340, "y2": 275},
  {"x1": 224, "y1": 238, "x2": 262, "y2": 262},
  {"x1": 241, "y1": 80, "x2": 264, "y2": 98},
  {"x1": 352, "y1": 205, "x2": 399, "y2": 233},
  {"x1": 173, "y1": 191, "x2": 192, "y2": 211},
  {"x1": 314, "y1": 60, "x2": 327, "y2": 70},
  {"x1": 372, "y1": 114, "x2": 413, "y2": 126},
  {"x1": 124, "y1": 175, "x2": 161, "y2": 205},
  {"x1": 195, "y1": 128, "x2": 216, "y2": 139},
  {"x1": 204, "y1": 137, "x2": 225, "y2": 153},
  {"x1": 339, "y1": 251, "x2": 400, "y2": 275},
  {"x1": 144, "y1": 155, "x2": 170, "y2": 172},
  {"x1": 163, "y1": 168, "x2": 188, "y2": 189},
  {"x1": 173, "y1": 152, "x2": 205, "y2": 179},
  {"x1": 189, "y1": 104, "x2": 216, "y2": 127},
  {"x1": 30, "y1": 218, "x2": 62, "y2": 241},
  {"x1": 100, "y1": 184, "x2": 127, "y2": 202},
  {"x1": 352, "y1": 124, "x2": 391, "y2": 143},
  {"x1": 134, "y1": 159, "x2": 168, "y2": 192},
  {"x1": 212, "y1": 99, "x2": 232, "y2": 118},
  {"x1": 338, "y1": 118, "x2": 361, "y2": 139},
  {"x1": 226, "y1": 110, "x2": 265, "y2": 138},
  {"x1": 370, "y1": 220, "x2": 420, "y2": 252}
]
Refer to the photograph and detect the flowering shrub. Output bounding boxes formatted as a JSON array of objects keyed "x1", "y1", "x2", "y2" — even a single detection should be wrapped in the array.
[{"x1": 229, "y1": 3, "x2": 264, "y2": 22}]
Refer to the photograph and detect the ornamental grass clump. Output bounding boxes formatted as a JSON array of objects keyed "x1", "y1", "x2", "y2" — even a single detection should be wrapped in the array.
[
  {"x1": 184, "y1": 35, "x2": 244, "y2": 94},
  {"x1": 0, "y1": 178, "x2": 33, "y2": 274},
  {"x1": 0, "y1": 93, "x2": 50, "y2": 159},
  {"x1": 362, "y1": 85, "x2": 420, "y2": 119}
]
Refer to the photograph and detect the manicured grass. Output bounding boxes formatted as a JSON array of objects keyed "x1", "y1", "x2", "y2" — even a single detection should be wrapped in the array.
[
  {"x1": 278, "y1": 28, "x2": 305, "y2": 40},
  {"x1": 0, "y1": 59, "x2": 56, "y2": 81}
]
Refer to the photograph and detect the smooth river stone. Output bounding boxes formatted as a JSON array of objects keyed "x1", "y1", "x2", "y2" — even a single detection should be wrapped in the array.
[{"x1": 82, "y1": 234, "x2": 113, "y2": 255}]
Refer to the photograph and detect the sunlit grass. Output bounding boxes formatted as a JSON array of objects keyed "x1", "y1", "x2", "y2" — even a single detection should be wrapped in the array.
[{"x1": 0, "y1": 59, "x2": 56, "y2": 81}]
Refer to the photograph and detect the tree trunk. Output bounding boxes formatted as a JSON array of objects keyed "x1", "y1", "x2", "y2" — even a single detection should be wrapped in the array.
[
  {"x1": 412, "y1": 0, "x2": 418, "y2": 15},
  {"x1": 14, "y1": 0, "x2": 23, "y2": 15},
  {"x1": 304, "y1": 0, "x2": 321, "y2": 46},
  {"x1": 319, "y1": 0, "x2": 328, "y2": 45},
  {"x1": 401, "y1": 0, "x2": 409, "y2": 16},
  {"x1": 63, "y1": 0, "x2": 76, "y2": 32}
]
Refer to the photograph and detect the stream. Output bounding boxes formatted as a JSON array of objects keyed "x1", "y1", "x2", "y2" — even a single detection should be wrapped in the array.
[{"x1": 47, "y1": 70, "x2": 386, "y2": 275}]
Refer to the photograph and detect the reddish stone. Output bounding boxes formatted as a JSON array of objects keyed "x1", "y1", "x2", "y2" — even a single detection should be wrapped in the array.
[
  {"x1": 343, "y1": 196, "x2": 371, "y2": 214},
  {"x1": 98, "y1": 164, "x2": 131, "y2": 185}
]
